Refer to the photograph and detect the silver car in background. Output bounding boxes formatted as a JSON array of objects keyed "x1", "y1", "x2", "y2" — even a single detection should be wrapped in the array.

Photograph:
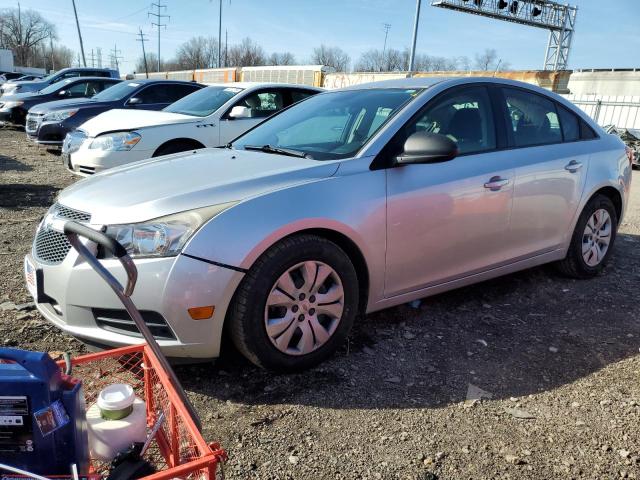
[{"x1": 25, "y1": 77, "x2": 632, "y2": 371}]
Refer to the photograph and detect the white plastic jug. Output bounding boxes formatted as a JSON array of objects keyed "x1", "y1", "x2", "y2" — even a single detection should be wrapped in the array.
[{"x1": 87, "y1": 384, "x2": 147, "y2": 461}]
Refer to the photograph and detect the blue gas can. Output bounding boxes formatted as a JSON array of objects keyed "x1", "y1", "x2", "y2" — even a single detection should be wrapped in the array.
[{"x1": 0, "y1": 348, "x2": 89, "y2": 475}]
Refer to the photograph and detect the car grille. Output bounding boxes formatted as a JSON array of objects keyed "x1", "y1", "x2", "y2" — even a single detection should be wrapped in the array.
[
  {"x1": 77, "y1": 165, "x2": 96, "y2": 175},
  {"x1": 93, "y1": 308, "x2": 176, "y2": 340},
  {"x1": 33, "y1": 203, "x2": 91, "y2": 265},
  {"x1": 25, "y1": 113, "x2": 43, "y2": 134},
  {"x1": 62, "y1": 130, "x2": 87, "y2": 154}
]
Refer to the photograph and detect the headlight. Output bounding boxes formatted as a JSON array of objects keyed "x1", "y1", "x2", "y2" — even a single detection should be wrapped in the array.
[
  {"x1": 43, "y1": 109, "x2": 78, "y2": 122},
  {"x1": 89, "y1": 132, "x2": 141, "y2": 151},
  {"x1": 104, "y1": 203, "x2": 237, "y2": 258},
  {"x1": 2, "y1": 101, "x2": 24, "y2": 109}
]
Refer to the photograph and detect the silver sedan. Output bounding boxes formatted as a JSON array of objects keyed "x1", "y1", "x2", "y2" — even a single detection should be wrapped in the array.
[{"x1": 25, "y1": 77, "x2": 633, "y2": 371}]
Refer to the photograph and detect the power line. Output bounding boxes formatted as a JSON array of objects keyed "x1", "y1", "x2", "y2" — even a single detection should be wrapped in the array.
[
  {"x1": 149, "y1": 1, "x2": 169, "y2": 72},
  {"x1": 137, "y1": 28, "x2": 150, "y2": 78}
]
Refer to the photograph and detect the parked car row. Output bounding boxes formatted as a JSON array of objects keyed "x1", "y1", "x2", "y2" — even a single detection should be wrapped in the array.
[{"x1": 23, "y1": 76, "x2": 632, "y2": 372}]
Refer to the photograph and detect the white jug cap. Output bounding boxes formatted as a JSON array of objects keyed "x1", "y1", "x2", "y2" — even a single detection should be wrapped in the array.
[{"x1": 97, "y1": 383, "x2": 136, "y2": 411}]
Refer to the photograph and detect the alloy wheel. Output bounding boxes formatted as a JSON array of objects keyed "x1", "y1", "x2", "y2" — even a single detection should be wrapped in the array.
[
  {"x1": 264, "y1": 261, "x2": 344, "y2": 356},
  {"x1": 582, "y1": 208, "x2": 612, "y2": 267}
]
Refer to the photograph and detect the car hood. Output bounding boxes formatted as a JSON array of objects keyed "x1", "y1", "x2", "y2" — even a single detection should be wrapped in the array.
[
  {"x1": 29, "y1": 97, "x2": 98, "y2": 114},
  {"x1": 57, "y1": 148, "x2": 340, "y2": 224},
  {"x1": 2, "y1": 80, "x2": 43, "y2": 92},
  {"x1": 0, "y1": 92, "x2": 43, "y2": 103},
  {"x1": 79, "y1": 109, "x2": 198, "y2": 137}
]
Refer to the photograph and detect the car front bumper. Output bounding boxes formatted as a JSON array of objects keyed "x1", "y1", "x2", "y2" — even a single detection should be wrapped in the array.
[
  {"x1": 67, "y1": 141, "x2": 156, "y2": 176},
  {"x1": 26, "y1": 119, "x2": 67, "y2": 146},
  {"x1": 25, "y1": 249, "x2": 244, "y2": 359}
]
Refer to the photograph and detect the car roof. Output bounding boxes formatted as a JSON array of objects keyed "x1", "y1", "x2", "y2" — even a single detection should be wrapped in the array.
[
  {"x1": 124, "y1": 79, "x2": 203, "y2": 85},
  {"x1": 58, "y1": 77, "x2": 122, "y2": 83},
  {"x1": 204, "y1": 81, "x2": 323, "y2": 91}
]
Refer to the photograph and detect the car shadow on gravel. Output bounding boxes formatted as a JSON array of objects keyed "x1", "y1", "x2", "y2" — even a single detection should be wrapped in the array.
[
  {"x1": 180, "y1": 232, "x2": 640, "y2": 411},
  {"x1": 0, "y1": 184, "x2": 60, "y2": 209},
  {"x1": 0, "y1": 155, "x2": 33, "y2": 172}
]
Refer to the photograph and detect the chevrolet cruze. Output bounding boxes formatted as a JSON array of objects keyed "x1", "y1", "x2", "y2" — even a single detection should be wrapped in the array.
[{"x1": 25, "y1": 77, "x2": 632, "y2": 371}]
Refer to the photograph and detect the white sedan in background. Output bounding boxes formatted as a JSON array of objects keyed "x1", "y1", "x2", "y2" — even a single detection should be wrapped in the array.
[{"x1": 61, "y1": 82, "x2": 322, "y2": 175}]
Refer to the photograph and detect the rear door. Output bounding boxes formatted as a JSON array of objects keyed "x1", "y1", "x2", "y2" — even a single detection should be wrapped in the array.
[
  {"x1": 497, "y1": 87, "x2": 592, "y2": 258},
  {"x1": 384, "y1": 85, "x2": 517, "y2": 296},
  {"x1": 218, "y1": 88, "x2": 287, "y2": 144}
]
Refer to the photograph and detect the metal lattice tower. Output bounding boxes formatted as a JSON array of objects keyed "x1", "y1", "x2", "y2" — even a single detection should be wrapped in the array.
[{"x1": 431, "y1": 0, "x2": 578, "y2": 70}]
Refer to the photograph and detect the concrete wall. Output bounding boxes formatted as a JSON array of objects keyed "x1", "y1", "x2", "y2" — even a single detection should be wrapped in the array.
[
  {"x1": 568, "y1": 70, "x2": 640, "y2": 96},
  {"x1": 414, "y1": 70, "x2": 572, "y2": 93}
]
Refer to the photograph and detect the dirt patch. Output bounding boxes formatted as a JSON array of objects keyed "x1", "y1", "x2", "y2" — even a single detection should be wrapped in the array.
[{"x1": 1, "y1": 128, "x2": 639, "y2": 479}]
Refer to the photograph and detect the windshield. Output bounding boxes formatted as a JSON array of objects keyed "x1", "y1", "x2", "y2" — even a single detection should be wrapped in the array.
[
  {"x1": 163, "y1": 86, "x2": 243, "y2": 117},
  {"x1": 39, "y1": 79, "x2": 71, "y2": 95},
  {"x1": 92, "y1": 81, "x2": 138, "y2": 101},
  {"x1": 233, "y1": 88, "x2": 421, "y2": 160}
]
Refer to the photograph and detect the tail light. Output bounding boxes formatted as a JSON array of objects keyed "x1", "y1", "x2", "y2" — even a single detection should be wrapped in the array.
[{"x1": 625, "y1": 146, "x2": 635, "y2": 165}]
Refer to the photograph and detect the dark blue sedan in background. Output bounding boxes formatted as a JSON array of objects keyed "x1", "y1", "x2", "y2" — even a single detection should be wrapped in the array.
[{"x1": 26, "y1": 79, "x2": 205, "y2": 149}]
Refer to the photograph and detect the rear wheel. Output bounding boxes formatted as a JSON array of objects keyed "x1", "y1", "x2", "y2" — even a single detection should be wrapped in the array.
[
  {"x1": 228, "y1": 235, "x2": 359, "y2": 371},
  {"x1": 556, "y1": 194, "x2": 618, "y2": 278}
]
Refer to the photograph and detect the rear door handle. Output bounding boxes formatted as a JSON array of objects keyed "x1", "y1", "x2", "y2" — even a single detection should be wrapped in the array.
[
  {"x1": 565, "y1": 160, "x2": 583, "y2": 173},
  {"x1": 484, "y1": 176, "x2": 510, "y2": 191}
]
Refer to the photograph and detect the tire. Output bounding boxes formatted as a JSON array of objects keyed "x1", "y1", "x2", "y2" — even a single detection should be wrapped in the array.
[
  {"x1": 556, "y1": 194, "x2": 618, "y2": 278},
  {"x1": 152, "y1": 140, "x2": 202, "y2": 157},
  {"x1": 228, "y1": 234, "x2": 359, "y2": 371}
]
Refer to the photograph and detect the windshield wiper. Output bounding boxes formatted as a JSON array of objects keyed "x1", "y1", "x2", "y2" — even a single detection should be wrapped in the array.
[{"x1": 243, "y1": 144, "x2": 310, "y2": 159}]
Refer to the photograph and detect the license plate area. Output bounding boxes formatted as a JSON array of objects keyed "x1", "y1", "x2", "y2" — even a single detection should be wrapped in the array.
[{"x1": 24, "y1": 256, "x2": 44, "y2": 303}]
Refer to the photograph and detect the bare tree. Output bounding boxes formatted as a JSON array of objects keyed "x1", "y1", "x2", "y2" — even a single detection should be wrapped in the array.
[
  {"x1": 0, "y1": 7, "x2": 56, "y2": 66},
  {"x1": 310, "y1": 45, "x2": 350, "y2": 71},
  {"x1": 137, "y1": 52, "x2": 165, "y2": 73},
  {"x1": 175, "y1": 36, "x2": 219, "y2": 69},
  {"x1": 474, "y1": 48, "x2": 499, "y2": 71},
  {"x1": 227, "y1": 37, "x2": 266, "y2": 67},
  {"x1": 268, "y1": 52, "x2": 296, "y2": 66}
]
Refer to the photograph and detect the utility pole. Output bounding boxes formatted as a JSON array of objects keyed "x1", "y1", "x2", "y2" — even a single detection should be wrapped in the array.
[
  {"x1": 218, "y1": 0, "x2": 222, "y2": 68},
  {"x1": 110, "y1": 44, "x2": 123, "y2": 71},
  {"x1": 88, "y1": 49, "x2": 96, "y2": 68},
  {"x1": 137, "y1": 28, "x2": 150, "y2": 78},
  {"x1": 224, "y1": 29, "x2": 228, "y2": 68},
  {"x1": 382, "y1": 23, "x2": 391, "y2": 57},
  {"x1": 97, "y1": 48, "x2": 102, "y2": 68},
  {"x1": 408, "y1": 0, "x2": 422, "y2": 74},
  {"x1": 71, "y1": 0, "x2": 87, "y2": 67},
  {"x1": 49, "y1": 34, "x2": 55, "y2": 71},
  {"x1": 149, "y1": 2, "x2": 169, "y2": 72}
]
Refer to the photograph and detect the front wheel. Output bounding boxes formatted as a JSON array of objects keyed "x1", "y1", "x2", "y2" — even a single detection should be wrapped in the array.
[
  {"x1": 556, "y1": 194, "x2": 618, "y2": 278},
  {"x1": 228, "y1": 235, "x2": 359, "y2": 371}
]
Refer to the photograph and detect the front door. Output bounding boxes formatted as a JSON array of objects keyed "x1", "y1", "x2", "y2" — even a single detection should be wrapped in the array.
[{"x1": 385, "y1": 85, "x2": 516, "y2": 297}]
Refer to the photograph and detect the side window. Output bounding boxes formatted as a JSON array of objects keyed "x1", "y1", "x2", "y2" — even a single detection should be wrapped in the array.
[
  {"x1": 135, "y1": 85, "x2": 171, "y2": 104},
  {"x1": 290, "y1": 89, "x2": 316, "y2": 105},
  {"x1": 93, "y1": 71, "x2": 110, "y2": 78},
  {"x1": 66, "y1": 81, "x2": 92, "y2": 97},
  {"x1": 557, "y1": 104, "x2": 580, "y2": 142},
  {"x1": 580, "y1": 120, "x2": 598, "y2": 140},
  {"x1": 166, "y1": 84, "x2": 201, "y2": 102},
  {"x1": 61, "y1": 71, "x2": 81, "y2": 80},
  {"x1": 398, "y1": 86, "x2": 496, "y2": 155},
  {"x1": 236, "y1": 90, "x2": 285, "y2": 118},
  {"x1": 502, "y1": 88, "x2": 562, "y2": 147}
]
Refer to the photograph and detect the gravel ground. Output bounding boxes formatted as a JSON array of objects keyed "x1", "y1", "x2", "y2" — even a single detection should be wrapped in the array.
[{"x1": 1, "y1": 127, "x2": 639, "y2": 479}]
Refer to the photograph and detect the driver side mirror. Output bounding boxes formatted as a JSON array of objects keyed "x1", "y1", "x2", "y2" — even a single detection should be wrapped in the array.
[
  {"x1": 58, "y1": 90, "x2": 68, "y2": 97},
  {"x1": 395, "y1": 131, "x2": 458, "y2": 165},
  {"x1": 228, "y1": 105, "x2": 251, "y2": 119},
  {"x1": 127, "y1": 97, "x2": 142, "y2": 105}
]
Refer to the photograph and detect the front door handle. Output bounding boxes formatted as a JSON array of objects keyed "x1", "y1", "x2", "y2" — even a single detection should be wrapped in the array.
[
  {"x1": 565, "y1": 160, "x2": 583, "y2": 173},
  {"x1": 484, "y1": 176, "x2": 510, "y2": 191}
]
